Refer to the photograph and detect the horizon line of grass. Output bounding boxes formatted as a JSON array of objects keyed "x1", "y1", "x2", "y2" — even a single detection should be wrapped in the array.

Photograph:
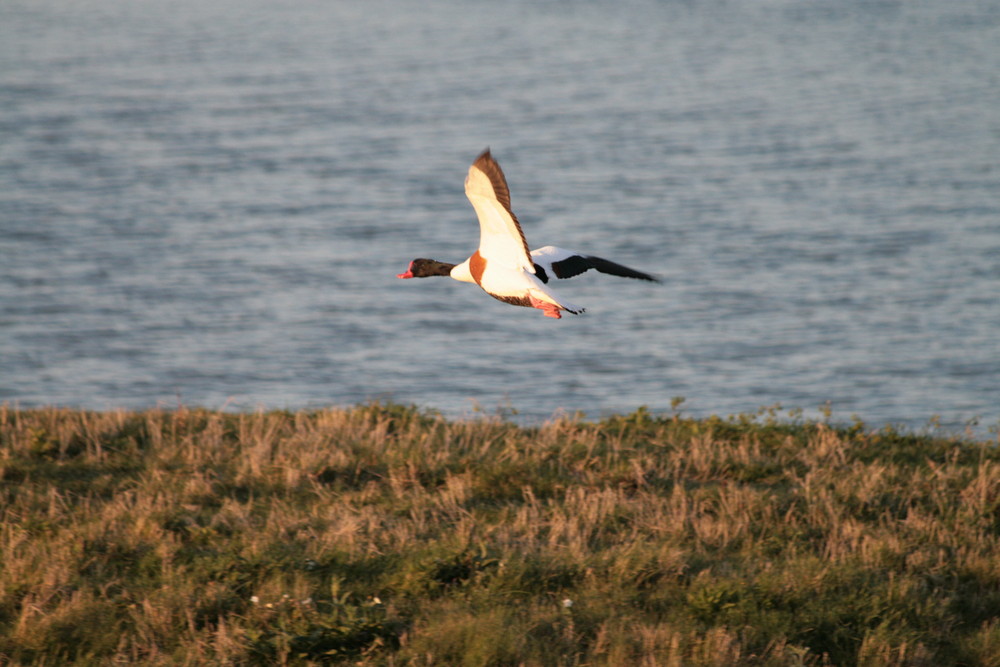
[
  {"x1": 2, "y1": 402, "x2": 999, "y2": 665},
  {"x1": 6, "y1": 396, "x2": 994, "y2": 442}
]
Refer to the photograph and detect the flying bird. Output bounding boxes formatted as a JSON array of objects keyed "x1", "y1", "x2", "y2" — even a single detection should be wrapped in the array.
[{"x1": 396, "y1": 149, "x2": 658, "y2": 319}]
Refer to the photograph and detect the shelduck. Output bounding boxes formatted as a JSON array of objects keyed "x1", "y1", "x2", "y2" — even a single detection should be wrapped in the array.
[{"x1": 396, "y1": 149, "x2": 659, "y2": 319}]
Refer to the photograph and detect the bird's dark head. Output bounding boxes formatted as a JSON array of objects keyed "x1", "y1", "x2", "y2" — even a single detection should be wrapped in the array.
[{"x1": 396, "y1": 258, "x2": 456, "y2": 279}]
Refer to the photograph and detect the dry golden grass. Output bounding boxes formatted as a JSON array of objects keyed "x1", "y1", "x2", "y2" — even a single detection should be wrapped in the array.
[{"x1": 1, "y1": 403, "x2": 998, "y2": 665}]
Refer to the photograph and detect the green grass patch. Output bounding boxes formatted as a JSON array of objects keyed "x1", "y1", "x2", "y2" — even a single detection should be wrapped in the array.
[{"x1": 1, "y1": 403, "x2": 998, "y2": 665}]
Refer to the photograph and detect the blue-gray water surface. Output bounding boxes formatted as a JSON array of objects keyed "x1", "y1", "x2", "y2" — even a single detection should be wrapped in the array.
[{"x1": 2, "y1": 0, "x2": 999, "y2": 433}]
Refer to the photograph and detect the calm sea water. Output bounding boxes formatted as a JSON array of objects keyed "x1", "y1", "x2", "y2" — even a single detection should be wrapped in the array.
[{"x1": 2, "y1": 0, "x2": 999, "y2": 433}]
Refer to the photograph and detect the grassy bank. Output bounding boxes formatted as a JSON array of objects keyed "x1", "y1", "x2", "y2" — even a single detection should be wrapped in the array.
[{"x1": 1, "y1": 403, "x2": 998, "y2": 665}]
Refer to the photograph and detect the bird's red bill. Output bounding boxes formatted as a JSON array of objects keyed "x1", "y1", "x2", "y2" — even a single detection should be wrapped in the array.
[{"x1": 396, "y1": 261, "x2": 415, "y2": 279}]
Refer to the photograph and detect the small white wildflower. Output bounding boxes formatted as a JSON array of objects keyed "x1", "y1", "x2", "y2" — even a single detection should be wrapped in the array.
[
  {"x1": 265, "y1": 603, "x2": 273, "y2": 609},
  {"x1": 562, "y1": 598, "x2": 573, "y2": 609},
  {"x1": 372, "y1": 596, "x2": 382, "y2": 605},
  {"x1": 301, "y1": 597, "x2": 313, "y2": 606},
  {"x1": 250, "y1": 595, "x2": 259, "y2": 605}
]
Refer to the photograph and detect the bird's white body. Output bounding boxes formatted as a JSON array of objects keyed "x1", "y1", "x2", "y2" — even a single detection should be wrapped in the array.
[{"x1": 450, "y1": 253, "x2": 582, "y2": 314}]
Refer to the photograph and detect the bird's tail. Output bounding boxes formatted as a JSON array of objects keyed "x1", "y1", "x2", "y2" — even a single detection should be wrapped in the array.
[{"x1": 528, "y1": 285, "x2": 585, "y2": 316}]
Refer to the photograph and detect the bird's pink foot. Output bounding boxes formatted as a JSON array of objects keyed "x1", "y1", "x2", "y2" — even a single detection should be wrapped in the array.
[{"x1": 529, "y1": 295, "x2": 563, "y2": 319}]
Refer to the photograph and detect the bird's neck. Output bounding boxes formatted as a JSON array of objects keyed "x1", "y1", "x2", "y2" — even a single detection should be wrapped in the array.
[{"x1": 424, "y1": 260, "x2": 456, "y2": 277}]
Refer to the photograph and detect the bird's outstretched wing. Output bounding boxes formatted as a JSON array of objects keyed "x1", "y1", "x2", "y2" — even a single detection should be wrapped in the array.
[
  {"x1": 465, "y1": 149, "x2": 535, "y2": 273},
  {"x1": 531, "y1": 246, "x2": 660, "y2": 282}
]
